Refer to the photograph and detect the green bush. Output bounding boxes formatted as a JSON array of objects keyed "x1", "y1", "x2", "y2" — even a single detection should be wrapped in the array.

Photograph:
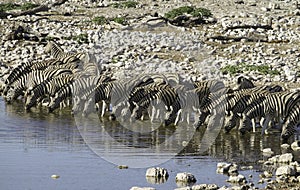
[
  {"x1": 0, "y1": 2, "x2": 39, "y2": 12},
  {"x1": 113, "y1": 17, "x2": 128, "y2": 25},
  {"x1": 221, "y1": 62, "x2": 280, "y2": 76},
  {"x1": 92, "y1": 16, "x2": 109, "y2": 25},
  {"x1": 111, "y1": 1, "x2": 138, "y2": 9},
  {"x1": 164, "y1": 6, "x2": 212, "y2": 20},
  {"x1": 0, "y1": 3, "x2": 19, "y2": 12},
  {"x1": 20, "y1": 2, "x2": 39, "y2": 11}
]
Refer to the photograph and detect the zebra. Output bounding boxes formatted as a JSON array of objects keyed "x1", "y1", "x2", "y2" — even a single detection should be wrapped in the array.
[
  {"x1": 71, "y1": 75, "x2": 104, "y2": 115},
  {"x1": 130, "y1": 82, "x2": 180, "y2": 125},
  {"x1": 281, "y1": 101, "x2": 300, "y2": 141},
  {"x1": 4, "y1": 59, "x2": 64, "y2": 87},
  {"x1": 44, "y1": 41, "x2": 86, "y2": 64},
  {"x1": 25, "y1": 75, "x2": 74, "y2": 110},
  {"x1": 236, "y1": 76, "x2": 255, "y2": 90},
  {"x1": 82, "y1": 78, "x2": 115, "y2": 117},
  {"x1": 185, "y1": 80, "x2": 226, "y2": 127},
  {"x1": 223, "y1": 85, "x2": 284, "y2": 133},
  {"x1": 239, "y1": 90, "x2": 300, "y2": 135},
  {"x1": 48, "y1": 80, "x2": 74, "y2": 112},
  {"x1": 4, "y1": 68, "x2": 72, "y2": 103}
]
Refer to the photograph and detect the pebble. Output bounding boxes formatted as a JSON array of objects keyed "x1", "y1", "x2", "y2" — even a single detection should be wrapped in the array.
[
  {"x1": 130, "y1": 187, "x2": 155, "y2": 190},
  {"x1": 51, "y1": 174, "x2": 60, "y2": 179},
  {"x1": 118, "y1": 165, "x2": 129, "y2": 169}
]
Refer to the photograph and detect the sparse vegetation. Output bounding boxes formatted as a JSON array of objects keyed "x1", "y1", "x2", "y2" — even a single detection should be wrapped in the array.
[
  {"x1": 111, "y1": 1, "x2": 138, "y2": 9},
  {"x1": 113, "y1": 16, "x2": 128, "y2": 25},
  {"x1": 92, "y1": 15, "x2": 128, "y2": 26},
  {"x1": 0, "y1": 3, "x2": 19, "y2": 12},
  {"x1": 221, "y1": 62, "x2": 280, "y2": 76},
  {"x1": 0, "y1": 2, "x2": 39, "y2": 12},
  {"x1": 92, "y1": 16, "x2": 109, "y2": 25},
  {"x1": 164, "y1": 6, "x2": 212, "y2": 20}
]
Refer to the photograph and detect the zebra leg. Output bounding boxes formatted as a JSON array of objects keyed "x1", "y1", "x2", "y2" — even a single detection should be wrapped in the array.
[
  {"x1": 197, "y1": 111, "x2": 210, "y2": 128},
  {"x1": 174, "y1": 109, "x2": 182, "y2": 126},
  {"x1": 101, "y1": 101, "x2": 107, "y2": 117},
  {"x1": 261, "y1": 115, "x2": 272, "y2": 135}
]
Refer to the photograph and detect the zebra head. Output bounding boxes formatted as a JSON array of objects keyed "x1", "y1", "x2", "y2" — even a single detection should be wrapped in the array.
[
  {"x1": 24, "y1": 89, "x2": 37, "y2": 110},
  {"x1": 239, "y1": 115, "x2": 252, "y2": 135},
  {"x1": 281, "y1": 122, "x2": 296, "y2": 142},
  {"x1": 4, "y1": 86, "x2": 21, "y2": 103},
  {"x1": 71, "y1": 96, "x2": 86, "y2": 116},
  {"x1": 48, "y1": 95, "x2": 60, "y2": 113}
]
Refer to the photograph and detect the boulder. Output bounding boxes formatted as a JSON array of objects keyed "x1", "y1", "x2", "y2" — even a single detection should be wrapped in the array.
[
  {"x1": 278, "y1": 153, "x2": 293, "y2": 163},
  {"x1": 275, "y1": 165, "x2": 296, "y2": 176},
  {"x1": 175, "y1": 172, "x2": 197, "y2": 183},
  {"x1": 227, "y1": 174, "x2": 247, "y2": 183},
  {"x1": 145, "y1": 167, "x2": 169, "y2": 178}
]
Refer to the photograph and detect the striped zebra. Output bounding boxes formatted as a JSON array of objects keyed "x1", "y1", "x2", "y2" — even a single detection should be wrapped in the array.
[
  {"x1": 133, "y1": 82, "x2": 173, "y2": 122},
  {"x1": 224, "y1": 85, "x2": 284, "y2": 133},
  {"x1": 4, "y1": 68, "x2": 72, "y2": 103},
  {"x1": 25, "y1": 75, "x2": 74, "y2": 110},
  {"x1": 236, "y1": 76, "x2": 255, "y2": 90},
  {"x1": 187, "y1": 80, "x2": 226, "y2": 127},
  {"x1": 239, "y1": 90, "x2": 300, "y2": 135},
  {"x1": 82, "y1": 78, "x2": 114, "y2": 117},
  {"x1": 5, "y1": 59, "x2": 63, "y2": 86},
  {"x1": 44, "y1": 41, "x2": 86, "y2": 64},
  {"x1": 281, "y1": 100, "x2": 300, "y2": 141},
  {"x1": 130, "y1": 82, "x2": 180, "y2": 125},
  {"x1": 196, "y1": 87, "x2": 230, "y2": 128},
  {"x1": 48, "y1": 80, "x2": 74, "y2": 112},
  {"x1": 70, "y1": 75, "x2": 102, "y2": 115}
]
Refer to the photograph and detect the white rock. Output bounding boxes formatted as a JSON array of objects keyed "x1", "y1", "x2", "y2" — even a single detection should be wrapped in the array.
[
  {"x1": 278, "y1": 153, "x2": 293, "y2": 163},
  {"x1": 275, "y1": 165, "x2": 296, "y2": 176},
  {"x1": 130, "y1": 187, "x2": 155, "y2": 190},
  {"x1": 175, "y1": 172, "x2": 197, "y2": 182},
  {"x1": 145, "y1": 167, "x2": 168, "y2": 178},
  {"x1": 216, "y1": 162, "x2": 232, "y2": 174},
  {"x1": 291, "y1": 141, "x2": 300, "y2": 151},
  {"x1": 262, "y1": 148, "x2": 274, "y2": 155},
  {"x1": 227, "y1": 174, "x2": 247, "y2": 183}
]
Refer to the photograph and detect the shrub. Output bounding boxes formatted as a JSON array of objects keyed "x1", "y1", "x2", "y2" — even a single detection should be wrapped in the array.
[
  {"x1": 92, "y1": 16, "x2": 109, "y2": 25},
  {"x1": 111, "y1": 1, "x2": 138, "y2": 9},
  {"x1": 164, "y1": 6, "x2": 212, "y2": 20},
  {"x1": 221, "y1": 62, "x2": 280, "y2": 76},
  {"x1": 113, "y1": 16, "x2": 128, "y2": 25},
  {"x1": 0, "y1": 2, "x2": 39, "y2": 12}
]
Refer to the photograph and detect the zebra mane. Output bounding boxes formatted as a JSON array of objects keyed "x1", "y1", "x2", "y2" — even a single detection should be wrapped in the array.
[{"x1": 44, "y1": 41, "x2": 64, "y2": 55}]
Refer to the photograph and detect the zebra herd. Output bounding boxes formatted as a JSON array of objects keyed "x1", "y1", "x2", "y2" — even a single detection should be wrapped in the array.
[{"x1": 0, "y1": 41, "x2": 299, "y2": 143}]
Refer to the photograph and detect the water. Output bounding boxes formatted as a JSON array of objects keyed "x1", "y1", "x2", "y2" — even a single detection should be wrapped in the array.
[{"x1": 0, "y1": 97, "x2": 297, "y2": 190}]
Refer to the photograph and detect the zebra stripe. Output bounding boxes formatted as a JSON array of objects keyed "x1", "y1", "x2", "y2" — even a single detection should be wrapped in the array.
[
  {"x1": 4, "y1": 68, "x2": 72, "y2": 103},
  {"x1": 224, "y1": 85, "x2": 284, "y2": 133},
  {"x1": 44, "y1": 41, "x2": 86, "y2": 64},
  {"x1": 25, "y1": 75, "x2": 74, "y2": 110},
  {"x1": 281, "y1": 101, "x2": 300, "y2": 140},
  {"x1": 48, "y1": 80, "x2": 74, "y2": 112},
  {"x1": 240, "y1": 90, "x2": 300, "y2": 135}
]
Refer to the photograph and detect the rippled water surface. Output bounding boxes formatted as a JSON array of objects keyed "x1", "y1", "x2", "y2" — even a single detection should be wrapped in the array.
[{"x1": 0, "y1": 97, "x2": 298, "y2": 190}]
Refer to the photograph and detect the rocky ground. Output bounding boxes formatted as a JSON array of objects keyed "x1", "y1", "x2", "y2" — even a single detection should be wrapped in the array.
[
  {"x1": 0, "y1": 0, "x2": 300, "y2": 189},
  {"x1": 0, "y1": 0, "x2": 299, "y2": 88}
]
